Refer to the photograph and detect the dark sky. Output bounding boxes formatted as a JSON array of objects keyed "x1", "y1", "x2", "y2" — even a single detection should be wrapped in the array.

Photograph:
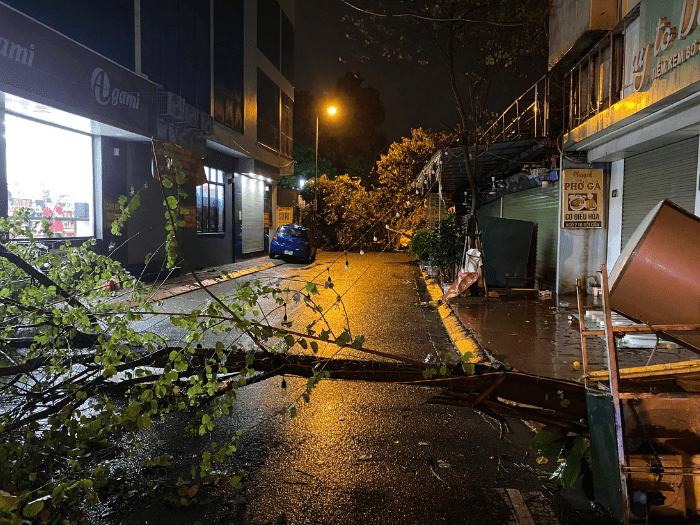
[{"x1": 294, "y1": 0, "x2": 461, "y2": 144}]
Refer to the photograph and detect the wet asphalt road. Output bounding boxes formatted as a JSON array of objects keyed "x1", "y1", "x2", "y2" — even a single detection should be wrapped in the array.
[{"x1": 97, "y1": 251, "x2": 611, "y2": 525}]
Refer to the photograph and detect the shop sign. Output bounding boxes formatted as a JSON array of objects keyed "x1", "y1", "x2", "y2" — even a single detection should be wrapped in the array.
[
  {"x1": 561, "y1": 169, "x2": 604, "y2": 228},
  {"x1": 633, "y1": 0, "x2": 700, "y2": 91},
  {"x1": 103, "y1": 199, "x2": 121, "y2": 229},
  {"x1": 153, "y1": 141, "x2": 207, "y2": 186},
  {"x1": 277, "y1": 207, "x2": 293, "y2": 226},
  {"x1": 0, "y1": 4, "x2": 156, "y2": 135}
]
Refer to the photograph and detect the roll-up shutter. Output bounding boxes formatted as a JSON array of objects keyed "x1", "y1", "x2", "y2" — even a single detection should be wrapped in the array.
[
  {"x1": 621, "y1": 137, "x2": 698, "y2": 247},
  {"x1": 241, "y1": 176, "x2": 265, "y2": 253},
  {"x1": 501, "y1": 182, "x2": 559, "y2": 286}
]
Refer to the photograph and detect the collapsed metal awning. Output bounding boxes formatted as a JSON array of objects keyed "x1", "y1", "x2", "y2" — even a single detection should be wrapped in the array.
[{"x1": 415, "y1": 139, "x2": 546, "y2": 204}]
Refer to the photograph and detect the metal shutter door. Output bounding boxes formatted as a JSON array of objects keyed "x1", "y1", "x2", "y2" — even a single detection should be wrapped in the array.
[
  {"x1": 621, "y1": 137, "x2": 698, "y2": 247},
  {"x1": 502, "y1": 183, "x2": 559, "y2": 285},
  {"x1": 241, "y1": 176, "x2": 265, "y2": 254}
]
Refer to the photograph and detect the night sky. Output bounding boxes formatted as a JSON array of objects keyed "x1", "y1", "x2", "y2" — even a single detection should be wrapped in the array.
[{"x1": 294, "y1": 0, "x2": 461, "y2": 144}]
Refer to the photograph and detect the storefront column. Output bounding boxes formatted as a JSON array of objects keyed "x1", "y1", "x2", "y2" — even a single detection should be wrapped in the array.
[
  {"x1": 0, "y1": 93, "x2": 6, "y2": 219},
  {"x1": 607, "y1": 159, "x2": 624, "y2": 272}
]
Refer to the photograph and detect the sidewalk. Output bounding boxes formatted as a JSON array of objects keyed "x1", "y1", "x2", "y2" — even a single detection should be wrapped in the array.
[
  {"x1": 145, "y1": 256, "x2": 285, "y2": 301},
  {"x1": 422, "y1": 273, "x2": 699, "y2": 380}
]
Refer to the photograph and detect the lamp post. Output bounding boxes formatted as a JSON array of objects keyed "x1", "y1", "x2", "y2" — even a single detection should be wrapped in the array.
[{"x1": 313, "y1": 105, "x2": 337, "y2": 236}]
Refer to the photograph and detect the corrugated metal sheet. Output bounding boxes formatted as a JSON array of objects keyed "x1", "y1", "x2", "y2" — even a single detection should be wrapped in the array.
[
  {"x1": 478, "y1": 198, "x2": 501, "y2": 219},
  {"x1": 622, "y1": 137, "x2": 698, "y2": 247},
  {"x1": 502, "y1": 182, "x2": 559, "y2": 286}
]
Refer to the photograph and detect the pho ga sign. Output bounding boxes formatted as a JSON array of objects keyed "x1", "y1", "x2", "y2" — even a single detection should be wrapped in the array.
[{"x1": 561, "y1": 169, "x2": 604, "y2": 229}]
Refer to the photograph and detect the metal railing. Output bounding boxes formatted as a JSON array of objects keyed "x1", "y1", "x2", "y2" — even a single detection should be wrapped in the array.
[
  {"x1": 482, "y1": 74, "x2": 551, "y2": 144},
  {"x1": 563, "y1": 29, "x2": 625, "y2": 134}
]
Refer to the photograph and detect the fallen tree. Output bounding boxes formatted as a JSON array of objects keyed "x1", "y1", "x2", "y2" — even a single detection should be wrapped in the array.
[{"x1": 0, "y1": 156, "x2": 587, "y2": 524}]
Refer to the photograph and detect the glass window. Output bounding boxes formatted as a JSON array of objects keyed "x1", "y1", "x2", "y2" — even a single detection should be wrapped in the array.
[
  {"x1": 197, "y1": 167, "x2": 226, "y2": 233},
  {"x1": 257, "y1": 70, "x2": 280, "y2": 151},
  {"x1": 5, "y1": 108, "x2": 94, "y2": 239},
  {"x1": 281, "y1": 10, "x2": 294, "y2": 83},
  {"x1": 257, "y1": 0, "x2": 280, "y2": 69}
]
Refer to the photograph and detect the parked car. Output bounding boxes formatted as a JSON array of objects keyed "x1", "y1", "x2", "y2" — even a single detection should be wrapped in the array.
[{"x1": 269, "y1": 224, "x2": 316, "y2": 264}]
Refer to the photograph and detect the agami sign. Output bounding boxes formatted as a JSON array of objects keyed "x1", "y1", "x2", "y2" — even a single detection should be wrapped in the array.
[
  {"x1": 0, "y1": 3, "x2": 156, "y2": 136},
  {"x1": 561, "y1": 169, "x2": 604, "y2": 228}
]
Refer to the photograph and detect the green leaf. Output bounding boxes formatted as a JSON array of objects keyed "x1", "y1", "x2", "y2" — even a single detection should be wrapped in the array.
[
  {"x1": 335, "y1": 331, "x2": 351, "y2": 347},
  {"x1": 310, "y1": 341, "x2": 319, "y2": 354},
  {"x1": 22, "y1": 498, "x2": 46, "y2": 518},
  {"x1": 284, "y1": 335, "x2": 295, "y2": 348},
  {"x1": 351, "y1": 335, "x2": 366, "y2": 349}
]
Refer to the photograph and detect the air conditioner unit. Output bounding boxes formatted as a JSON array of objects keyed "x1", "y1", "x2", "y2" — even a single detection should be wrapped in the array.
[
  {"x1": 183, "y1": 104, "x2": 199, "y2": 129},
  {"x1": 158, "y1": 91, "x2": 184, "y2": 122},
  {"x1": 198, "y1": 111, "x2": 214, "y2": 135}
]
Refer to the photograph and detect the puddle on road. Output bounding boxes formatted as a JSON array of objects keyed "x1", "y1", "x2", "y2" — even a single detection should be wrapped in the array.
[{"x1": 451, "y1": 294, "x2": 698, "y2": 380}]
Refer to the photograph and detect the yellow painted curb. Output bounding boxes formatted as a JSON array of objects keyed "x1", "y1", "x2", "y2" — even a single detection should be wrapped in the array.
[{"x1": 422, "y1": 270, "x2": 485, "y2": 363}]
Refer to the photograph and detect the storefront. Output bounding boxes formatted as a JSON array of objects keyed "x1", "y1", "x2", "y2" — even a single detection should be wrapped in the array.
[
  {"x1": 0, "y1": 3, "x2": 279, "y2": 275},
  {"x1": 0, "y1": 2, "x2": 157, "y2": 258},
  {"x1": 478, "y1": 182, "x2": 560, "y2": 288},
  {"x1": 564, "y1": 0, "x2": 700, "y2": 276}
]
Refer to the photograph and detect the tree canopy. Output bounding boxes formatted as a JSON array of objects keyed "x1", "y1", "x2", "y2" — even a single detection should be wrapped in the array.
[
  {"x1": 341, "y1": 0, "x2": 549, "y2": 208},
  {"x1": 301, "y1": 128, "x2": 458, "y2": 249}
]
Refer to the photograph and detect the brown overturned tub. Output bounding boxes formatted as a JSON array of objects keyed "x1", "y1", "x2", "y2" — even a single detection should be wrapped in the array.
[{"x1": 608, "y1": 199, "x2": 700, "y2": 355}]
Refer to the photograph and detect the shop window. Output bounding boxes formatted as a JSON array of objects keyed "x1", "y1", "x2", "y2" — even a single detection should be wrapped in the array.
[
  {"x1": 5, "y1": 96, "x2": 94, "y2": 239},
  {"x1": 197, "y1": 167, "x2": 225, "y2": 233}
]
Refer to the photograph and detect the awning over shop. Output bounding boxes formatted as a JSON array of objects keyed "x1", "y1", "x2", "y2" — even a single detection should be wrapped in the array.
[{"x1": 415, "y1": 139, "x2": 546, "y2": 204}]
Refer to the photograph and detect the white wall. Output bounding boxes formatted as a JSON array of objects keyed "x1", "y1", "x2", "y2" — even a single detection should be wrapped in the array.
[{"x1": 607, "y1": 159, "x2": 624, "y2": 272}]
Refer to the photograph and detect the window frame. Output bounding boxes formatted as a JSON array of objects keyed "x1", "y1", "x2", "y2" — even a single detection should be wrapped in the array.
[{"x1": 196, "y1": 166, "x2": 226, "y2": 234}]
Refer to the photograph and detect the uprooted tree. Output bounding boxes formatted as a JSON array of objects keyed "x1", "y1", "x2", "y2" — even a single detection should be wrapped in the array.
[{"x1": 0, "y1": 149, "x2": 586, "y2": 524}]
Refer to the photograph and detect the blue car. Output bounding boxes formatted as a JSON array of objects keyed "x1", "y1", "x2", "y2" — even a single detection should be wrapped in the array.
[{"x1": 269, "y1": 224, "x2": 316, "y2": 263}]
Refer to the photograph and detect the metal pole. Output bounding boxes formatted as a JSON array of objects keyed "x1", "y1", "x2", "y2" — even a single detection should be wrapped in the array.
[
  {"x1": 601, "y1": 264, "x2": 631, "y2": 525},
  {"x1": 314, "y1": 115, "x2": 318, "y2": 236}
]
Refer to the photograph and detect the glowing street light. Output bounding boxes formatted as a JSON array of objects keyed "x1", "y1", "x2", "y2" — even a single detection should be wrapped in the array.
[{"x1": 314, "y1": 105, "x2": 339, "y2": 235}]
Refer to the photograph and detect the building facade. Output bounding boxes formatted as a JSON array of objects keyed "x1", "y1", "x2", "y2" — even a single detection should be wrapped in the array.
[
  {"x1": 559, "y1": 0, "x2": 700, "y2": 286},
  {"x1": 0, "y1": 0, "x2": 294, "y2": 275},
  {"x1": 470, "y1": 0, "x2": 700, "y2": 295}
]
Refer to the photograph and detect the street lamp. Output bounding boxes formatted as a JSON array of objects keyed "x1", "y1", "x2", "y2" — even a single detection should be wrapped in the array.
[{"x1": 314, "y1": 105, "x2": 337, "y2": 235}]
